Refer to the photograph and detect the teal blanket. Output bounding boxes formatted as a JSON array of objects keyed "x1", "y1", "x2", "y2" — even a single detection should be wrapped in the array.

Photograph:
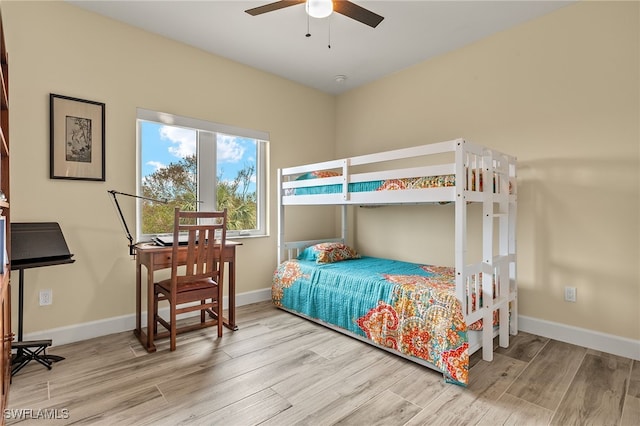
[{"x1": 272, "y1": 256, "x2": 469, "y2": 385}]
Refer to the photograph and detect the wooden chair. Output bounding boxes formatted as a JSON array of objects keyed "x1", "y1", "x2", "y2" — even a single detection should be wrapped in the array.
[{"x1": 153, "y1": 208, "x2": 227, "y2": 351}]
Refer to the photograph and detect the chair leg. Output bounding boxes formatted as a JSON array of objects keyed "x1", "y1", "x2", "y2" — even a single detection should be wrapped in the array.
[
  {"x1": 200, "y1": 300, "x2": 206, "y2": 323},
  {"x1": 153, "y1": 291, "x2": 158, "y2": 336},
  {"x1": 217, "y1": 288, "x2": 223, "y2": 338},
  {"x1": 170, "y1": 300, "x2": 177, "y2": 351}
]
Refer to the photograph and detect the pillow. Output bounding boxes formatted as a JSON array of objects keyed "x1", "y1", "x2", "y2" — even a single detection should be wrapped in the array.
[
  {"x1": 295, "y1": 170, "x2": 341, "y2": 180},
  {"x1": 297, "y1": 242, "x2": 360, "y2": 263}
]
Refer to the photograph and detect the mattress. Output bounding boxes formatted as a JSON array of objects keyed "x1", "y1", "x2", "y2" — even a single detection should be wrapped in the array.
[{"x1": 272, "y1": 256, "x2": 470, "y2": 385}]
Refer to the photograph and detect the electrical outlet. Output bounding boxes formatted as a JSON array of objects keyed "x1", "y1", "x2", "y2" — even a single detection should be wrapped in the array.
[
  {"x1": 39, "y1": 289, "x2": 52, "y2": 306},
  {"x1": 564, "y1": 286, "x2": 577, "y2": 303}
]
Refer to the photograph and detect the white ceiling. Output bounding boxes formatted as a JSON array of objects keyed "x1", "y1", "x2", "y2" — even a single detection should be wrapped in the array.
[{"x1": 68, "y1": 1, "x2": 573, "y2": 95}]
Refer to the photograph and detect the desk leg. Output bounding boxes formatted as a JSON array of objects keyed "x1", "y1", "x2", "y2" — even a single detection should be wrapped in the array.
[
  {"x1": 133, "y1": 260, "x2": 156, "y2": 353},
  {"x1": 225, "y1": 253, "x2": 238, "y2": 331},
  {"x1": 146, "y1": 268, "x2": 156, "y2": 352},
  {"x1": 134, "y1": 262, "x2": 141, "y2": 337}
]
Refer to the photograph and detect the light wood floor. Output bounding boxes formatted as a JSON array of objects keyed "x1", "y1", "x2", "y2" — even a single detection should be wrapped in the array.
[{"x1": 5, "y1": 301, "x2": 640, "y2": 425}]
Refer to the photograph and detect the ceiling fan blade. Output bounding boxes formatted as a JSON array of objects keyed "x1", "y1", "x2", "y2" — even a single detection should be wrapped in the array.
[
  {"x1": 334, "y1": 0, "x2": 384, "y2": 28},
  {"x1": 245, "y1": 0, "x2": 306, "y2": 16}
]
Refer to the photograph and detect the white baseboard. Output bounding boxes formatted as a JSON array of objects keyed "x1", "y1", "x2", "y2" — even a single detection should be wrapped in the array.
[
  {"x1": 22, "y1": 288, "x2": 272, "y2": 347},
  {"x1": 23, "y1": 297, "x2": 640, "y2": 362},
  {"x1": 519, "y1": 315, "x2": 640, "y2": 361}
]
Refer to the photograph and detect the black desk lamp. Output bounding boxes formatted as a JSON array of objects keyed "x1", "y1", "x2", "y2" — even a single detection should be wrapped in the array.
[{"x1": 107, "y1": 190, "x2": 168, "y2": 255}]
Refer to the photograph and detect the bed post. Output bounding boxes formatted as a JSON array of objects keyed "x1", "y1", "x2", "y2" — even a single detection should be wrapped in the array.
[
  {"x1": 341, "y1": 205, "x2": 347, "y2": 243},
  {"x1": 454, "y1": 140, "x2": 467, "y2": 320},
  {"x1": 277, "y1": 168, "x2": 284, "y2": 265},
  {"x1": 482, "y1": 148, "x2": 496, "y2": 361}
]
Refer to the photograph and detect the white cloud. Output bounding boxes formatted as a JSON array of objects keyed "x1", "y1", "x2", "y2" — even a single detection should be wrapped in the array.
[
  {"x1": 146, "y1": 160, "x2": 166, "y2": 171},
  {"x1": 217, "y1": 135, "x2": 244, "y2": 163},
  {"x1": 159, "y1": 126, "x2": 196, "y2": 158}
]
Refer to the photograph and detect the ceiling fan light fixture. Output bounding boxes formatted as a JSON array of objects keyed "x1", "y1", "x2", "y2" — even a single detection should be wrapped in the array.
[{"x1": 306, "y1": 0, "x2": 333, "y2": 19}]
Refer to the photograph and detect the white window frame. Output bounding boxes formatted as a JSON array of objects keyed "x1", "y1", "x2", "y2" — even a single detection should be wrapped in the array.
[{"x1": 136, "y1": 108, "x2": 269, "y2": 240}]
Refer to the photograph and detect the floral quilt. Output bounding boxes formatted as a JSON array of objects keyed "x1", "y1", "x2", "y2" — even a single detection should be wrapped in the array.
[{"x1": 272, "y1": 256, "x2": 469, "y2": 385}]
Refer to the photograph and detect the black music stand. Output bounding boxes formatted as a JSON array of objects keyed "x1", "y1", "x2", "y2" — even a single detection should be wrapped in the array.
[{"x1": 10, "y1": 222, "x2": 75, "y2": 376}]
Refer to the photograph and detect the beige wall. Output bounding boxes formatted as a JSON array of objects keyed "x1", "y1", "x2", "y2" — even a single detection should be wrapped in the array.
[
  {"x1": 337, "y1": 1, "x2": 639, "y2": 341},
  {"x1": 2, "y1": 0, "x2": 638, "y2": 344},
  {"x1": 3, "y1": 1, "x2": 336, "y2": 333}
]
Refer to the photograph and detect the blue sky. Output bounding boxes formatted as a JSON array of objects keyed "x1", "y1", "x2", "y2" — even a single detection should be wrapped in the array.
[{"x1": 140, "y1": 121, "x2": 257, "y2": 193}]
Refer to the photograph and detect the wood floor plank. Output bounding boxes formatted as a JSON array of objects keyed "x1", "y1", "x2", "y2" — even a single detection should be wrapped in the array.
[
  {"x1": 406, "y1": 352, "x2": 527, "y2": 425},
  {"x1": 387, "y1": 361, "x2": 448, "y2": 408},
  {"x1": 48, "y1": 345, "x2": 231, "y2": 401},
  {"x1": 621, "y1": 394, "x2": 640, "y2": 426},
  {"x1": 621, "y1": 360, "x2": 640, "y2": 425},
  {"x1": 495, "y1": 331, "x2": 549, "y2": 363},
  {"x1": 263, "y1": 355, "x2": 413, "y2": 425},
  {"x1": 144, "y1": 349, "x2": 326, "y2": 424},
  {"x1": 4, "y1": 379, "x2": 50, "y2": 410},
  {"x1": 551, "y1": 350, "x2": 632, "y2": 425},
  {"x1": 150, "y1": 328, "x2": 337, "y2": 407},
  {"x1": 46, "y1": 385, "x2": 166, "y2": 426},
  {"x1": 627, "y1": 359, "x2": 640, "y2": 398},
  {"x1": 506, "y1": 339, "x2": 587, "y2": 411},
  {"x1": 476, "y1": 393, "x2": 554, "y2": 426},
  {"x1": 220, "y1": 317, "x2": 322, "y2": 358},
  {"x1": 158, "y1": 347, "x2": 323, "y2": 404},
  {"x1": 269, "y1": 338, "x2": 390, "y2": 406},
  {"x1": 11, "y1": 331, "x2": 139, "y2": 387},
  {"x1": 307, "y1": 328, "x2": 372, "y2": 360},
  {"x1": 333, "y1": 389, "x2": 422, "y2": 425},
  {"x1": 200, "y1": 388, "x2": 291, "y2": 426}
]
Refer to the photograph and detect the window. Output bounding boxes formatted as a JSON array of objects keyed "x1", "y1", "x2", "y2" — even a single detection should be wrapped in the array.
[{"x1": 136, "y1": 109, "x2": 268, "y2": 240}]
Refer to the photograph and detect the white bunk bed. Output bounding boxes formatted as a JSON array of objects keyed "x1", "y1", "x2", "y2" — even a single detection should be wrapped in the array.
[{"x1": 274, "y1": 138, "x2": 517, "y2": 384}]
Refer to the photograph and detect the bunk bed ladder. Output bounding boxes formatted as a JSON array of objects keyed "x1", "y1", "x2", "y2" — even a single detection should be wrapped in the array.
[
  {"x1": 481, "y1": 149, "x2": 496, "y2": 360},
  {"x1": 495, "y1": 153, "x2": 512, "y2": 349},
  {"x1": 480, "y1": 150, "x2": 514, "y2": 359},
  {"x1": 508, "y1": 157, "x2": 518, "y2": 336}
]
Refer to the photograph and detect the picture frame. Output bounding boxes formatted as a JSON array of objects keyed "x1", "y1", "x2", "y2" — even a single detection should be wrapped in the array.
[{"x1": 50, "y1": 93, "x2": 105, "y2": 181}]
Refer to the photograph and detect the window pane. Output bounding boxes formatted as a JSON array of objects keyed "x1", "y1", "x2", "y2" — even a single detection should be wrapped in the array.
[
  {"x1": 216, "y1": 134, "x2": 257, "y2": 231},
  {"x1": 140, "y1": 121, "x2": 197, "y2": 235}
]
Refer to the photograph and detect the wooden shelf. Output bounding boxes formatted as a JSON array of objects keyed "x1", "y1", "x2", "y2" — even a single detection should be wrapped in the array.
[{"x1": 0, "y1": 4, "x2": 11, "y2": 416}]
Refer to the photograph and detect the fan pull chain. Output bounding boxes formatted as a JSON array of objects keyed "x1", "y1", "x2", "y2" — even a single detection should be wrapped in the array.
[
  {"x1": 328, "y1": 16, "x2": 331, "y2": 49},
  {"x1": 305, "y1": 13, "x2": 311, "y2": 37}
]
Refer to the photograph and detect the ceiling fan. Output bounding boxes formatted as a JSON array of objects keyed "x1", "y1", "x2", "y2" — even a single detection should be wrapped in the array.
[{"x1": 245, "y1": 0, "x2": 384, "y2": 29}]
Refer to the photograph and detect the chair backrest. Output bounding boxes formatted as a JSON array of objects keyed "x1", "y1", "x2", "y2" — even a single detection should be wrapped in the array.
[{"x1": 170, "y1": 207, "x2": 227, "y2": 287}]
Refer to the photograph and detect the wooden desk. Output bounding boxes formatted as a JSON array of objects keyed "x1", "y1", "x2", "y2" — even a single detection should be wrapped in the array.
[{"x1": 133, "y1": 241, "x2": 241, "y2": 353}]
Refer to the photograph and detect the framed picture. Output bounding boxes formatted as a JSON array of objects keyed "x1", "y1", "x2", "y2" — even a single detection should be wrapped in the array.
[{"x1": 50, "y1": 93, "x2": 105, "y2": 181}]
